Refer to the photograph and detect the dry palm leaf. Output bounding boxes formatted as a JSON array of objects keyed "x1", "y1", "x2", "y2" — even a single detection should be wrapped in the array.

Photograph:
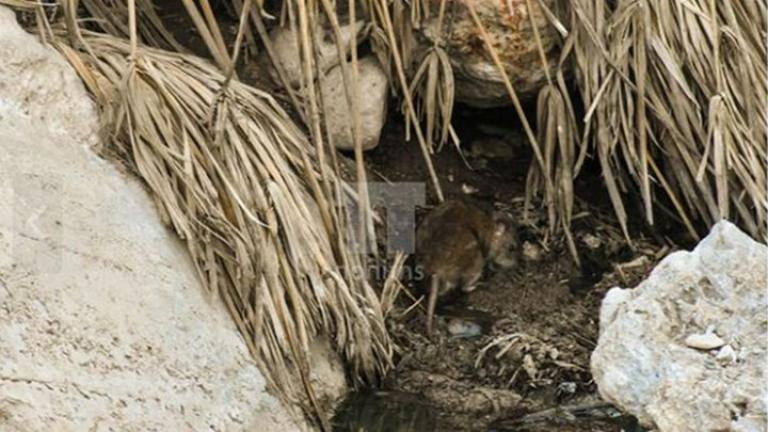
[
  {"x1": 77, "y1": 0, "x2": 186, "y2": 51},
  {"x1": 564, "y1": 0, "x2": 766, "y2": 240},
  {"x1": 374, "y1": 0, "x2": 766, "y2": 243},
  {"x1": 403, "y1": 0, "x2": 457, "y2": 153},
  {"x1": 366, "y1": 0, "x2": 444, "y2": 201},
  {"x1": 405, "y1": 46, "x2": 456, "y2": 152}
]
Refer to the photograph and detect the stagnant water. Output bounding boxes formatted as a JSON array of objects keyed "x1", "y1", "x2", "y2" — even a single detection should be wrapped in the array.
[
  {"x1": 333, "y1": 390, "x2": 647, "y2": 432},
  {"x1": 332, "y1": 390, "x2": 444, "y2": 432}
]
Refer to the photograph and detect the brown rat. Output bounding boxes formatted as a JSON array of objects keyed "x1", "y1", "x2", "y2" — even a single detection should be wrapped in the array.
[{"x1": 416, "y1": 200, "x2": 519, "y2": 336}]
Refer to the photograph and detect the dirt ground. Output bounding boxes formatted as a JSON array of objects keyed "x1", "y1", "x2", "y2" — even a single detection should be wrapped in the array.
[
  {"x1": 333, "y1": 108, "x2": 672, "y2": 431},
  {"x1": 149, "y1": 7, "x2": 680, "y2": 430}
]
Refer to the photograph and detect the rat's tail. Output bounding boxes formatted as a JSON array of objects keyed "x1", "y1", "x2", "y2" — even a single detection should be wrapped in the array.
[{"x1": 425, "y1": 276, "x2": 440, "y2": 336}]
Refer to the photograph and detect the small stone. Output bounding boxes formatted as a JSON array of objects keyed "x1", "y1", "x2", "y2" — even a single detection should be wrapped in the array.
[
  {"x1": 581, "y1": 233, "x2": 602, "y2": 249},
  {"x1": 320, "y1": 57, "x2": 388, "y2": 151},
  {"x1": 715, "y1": 345, "x2": 737, "y2": 365},
  {"x1": 447, "y1": 319, "x2": 482, "y2": 338},
  {"x1": 461, "y1": 183, "x2": 479, "y2": 195},
  {"x1": 557, "y1": 382, "x2": 577, "y2": 395},
  {"x1": 522, "y1": 241, "x2": 543, "y2": 261},
  {"x1": 684, "y1": 332, "x2": 726, "y2": 351},
  {"x1": 270, "y1": 21, "x2": 365, "y2": 87}
]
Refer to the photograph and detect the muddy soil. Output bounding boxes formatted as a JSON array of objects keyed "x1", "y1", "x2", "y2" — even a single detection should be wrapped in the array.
[{"x1": 334, "y1": 108, "x2": 670, "y2": 431}]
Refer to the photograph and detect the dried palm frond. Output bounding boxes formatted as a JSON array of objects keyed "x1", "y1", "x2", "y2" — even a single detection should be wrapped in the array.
[
  {"x1": 404, "y1": 0, "x2": 458, "y2": 153},
  {"x1": 379, "y1": 252, "x2": 407, "y2": 319},
  {"x1": 476, "y1": 332, "x2": 585, "y2": 387},
  {"x1": 520, "y1": 0, "x2": 581, "y2": 261},
  {"x1": 405, "y1": 46, "x2": 456, "y2": 152},
  {"x1": 366, "y1": 0, "x2": 444, "y2": 201},
  {"x1": 317, "y1": 0, "x2": 378, "y2": 259},
  {"x1": 370, "y1": 0, "x2": 766, "y2": 243},
  {"x1": 34, "y1": 17, "x2": 394, "y2": 430},
  {"x1": 73, "y1": 0, "x2": 186, "y2": 51},
  {"x1": 563, "y1": 0, "x2": 767, "y2": 240}
]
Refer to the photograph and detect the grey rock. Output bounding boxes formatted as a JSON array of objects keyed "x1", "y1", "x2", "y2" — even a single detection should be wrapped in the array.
[
  {"x1": 320, "y1": 57, "x2": 388, "y2": 151},
  {"x1": 591, "y1": 221, "x2": 767, "y2": 432},
  {"x1": 270, "y1": 20, "x2": 365, "y2": 88},
  {"x1": 417, "y1": 0, "x2": 560, "y2": 107}
]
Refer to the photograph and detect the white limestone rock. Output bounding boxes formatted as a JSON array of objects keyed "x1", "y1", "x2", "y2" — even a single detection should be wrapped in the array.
[
  {"x1": 591, "y1": 221, "x2": 768, "y2": 432},
  {"x1": 270, "y1": 20, "x2": 366, "y2": 88},
  {"x1": 320, "y1": 56, "x2": 388, "y2": 151},
  {"x1": 0, "y1": 7, "x2": 324, "y2": 431}
]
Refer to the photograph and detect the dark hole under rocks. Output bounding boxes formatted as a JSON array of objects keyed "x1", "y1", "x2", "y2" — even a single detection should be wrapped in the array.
[
  {"x1": 334, "y1": 101, "x2": 665, "y2": 431},
  {"x1": 144, "y1": 5, "x2": 687, "y2": 430}
]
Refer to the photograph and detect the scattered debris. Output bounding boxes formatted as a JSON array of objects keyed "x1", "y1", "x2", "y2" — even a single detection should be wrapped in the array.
[
  {"x1": 395, "y1": 370, "x2": 526, "y2": 415},
  {"x1": 580, "y1": 233, "x2": 602, "y2": 250},
  {"x1": 489, "y1": 400, "x2": 623, "y2": 430},
  {"x1": 461, "y1": 183, "x2": 479, "y2": 195}
]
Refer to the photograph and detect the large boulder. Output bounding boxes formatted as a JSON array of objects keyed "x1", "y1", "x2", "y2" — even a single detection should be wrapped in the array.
[
  {"x1": 0, "y1": 7, "x2": 344, "y2": 430},
  {"x1": 591, "y1": 221, "x2": 767, "y2": 431},
  {"x1": 418, "y1": 0, "x2": 561, "y2": 107}
]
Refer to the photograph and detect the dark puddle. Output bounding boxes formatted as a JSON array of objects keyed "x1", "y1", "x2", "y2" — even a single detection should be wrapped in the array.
[
  {"x1": 333, "y1": 390, "x2": 647, "y2": 432},
  {"x1": 332, "y1": 390, "x2": 444, "y2": 432}
]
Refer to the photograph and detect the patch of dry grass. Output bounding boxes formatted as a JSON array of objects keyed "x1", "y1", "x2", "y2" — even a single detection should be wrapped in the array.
[{"x1": 562, "y1": 0, "x2": 767, "y2": 240}]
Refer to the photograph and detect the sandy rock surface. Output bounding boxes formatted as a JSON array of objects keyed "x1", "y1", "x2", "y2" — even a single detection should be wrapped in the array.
[
  {"x1": 592, "y1": 221, "x2": 767, "y2": 432},
  {"x1": 0, "y1": 7, "x2": 314, "y2": 431}
]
